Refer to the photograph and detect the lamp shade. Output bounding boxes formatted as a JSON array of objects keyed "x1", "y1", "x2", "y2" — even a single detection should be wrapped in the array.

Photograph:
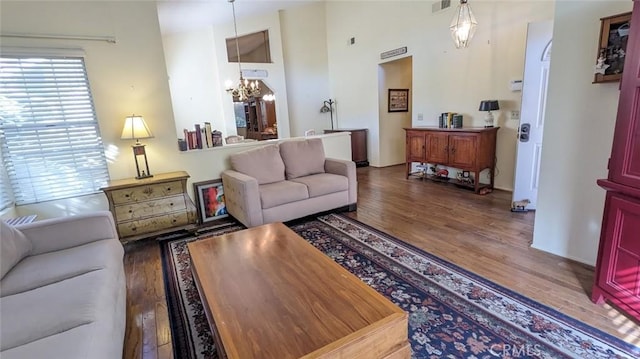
[
  {"x1": 479, "y1": 100, "x2": 499, "y2": 111},
  {"x1": 121, "y1": 115, "x2": 153, "y2": 141}
]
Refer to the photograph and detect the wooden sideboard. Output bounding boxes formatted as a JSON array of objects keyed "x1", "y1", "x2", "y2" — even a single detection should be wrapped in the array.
[
  {"x1": 404, "y1": 127, "x2": 499, "y2": 193},
  {"x1": 324, "y1": 128, "x2": 369, "y2": 167},
  {"x1": 101, "y1": 171, "x2": 197, "y2": 241}
]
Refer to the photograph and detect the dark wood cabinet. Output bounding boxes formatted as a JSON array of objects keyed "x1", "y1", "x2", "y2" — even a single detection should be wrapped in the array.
[
  {"x1": 404, "y1": 127, "x2": 499, "y2": 194},
  {"x1": 592, "y1": 0, "x2": 640, "y2": 322},
  {"x1": 324, "y1": 128, "x2": 369, "y2": 167},
  {"x1": 244, "y1": 98, "x2": 277, "y2": 140}
]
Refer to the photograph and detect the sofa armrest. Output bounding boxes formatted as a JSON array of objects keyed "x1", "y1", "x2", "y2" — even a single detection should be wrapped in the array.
[
  {"x1": 325, "y1": 158, "x2": 357, "y2": 204},
  {"x1": 17, "y1": 211, "x2": 119, "y2": 255},
  {"x1": 221, "y1": 170, "x2": 264, "y2": 227}
]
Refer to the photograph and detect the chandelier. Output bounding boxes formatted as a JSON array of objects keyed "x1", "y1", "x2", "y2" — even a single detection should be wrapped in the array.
[
  {"x1": 450, "y1": 0, "x2": 477, "y2": 49},
  {"x1": 225, "y1": 0, "x2": 260, "y2": 101}
]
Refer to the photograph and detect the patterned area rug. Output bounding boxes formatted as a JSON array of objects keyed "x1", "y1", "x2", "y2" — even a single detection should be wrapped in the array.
[{"x1": 160, "y1": 214, "x2": 640, "y2": 359}]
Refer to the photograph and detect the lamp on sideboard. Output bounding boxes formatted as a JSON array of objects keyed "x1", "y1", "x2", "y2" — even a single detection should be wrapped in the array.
[
  {"x1": 479, "y1": 100, "x2": 499, "y2": 128},
  {"x1": 121, "y1": 115, "x2": 154, "y2": 179}
]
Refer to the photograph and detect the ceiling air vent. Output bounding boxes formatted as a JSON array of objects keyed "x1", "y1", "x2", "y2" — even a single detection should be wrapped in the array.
[{"x1": 432, "y1": 0, "x2": 451, "y2": 13}]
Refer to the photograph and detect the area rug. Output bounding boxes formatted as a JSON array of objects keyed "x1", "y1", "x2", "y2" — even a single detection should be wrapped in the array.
[{"x1": 160, "y1": 214, "x2": 640, "y2": 359}]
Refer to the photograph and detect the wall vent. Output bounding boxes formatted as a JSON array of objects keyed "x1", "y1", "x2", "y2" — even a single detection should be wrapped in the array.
[{"x1": 432, "y1": 0, "x2": 451, "y2": 13}]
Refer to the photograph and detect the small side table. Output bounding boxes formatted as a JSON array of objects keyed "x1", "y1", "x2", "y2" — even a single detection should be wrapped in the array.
[
  {"x1": 324, "y1": 128, "x2": 369, "y2": 167},
  {"x1": 101, "y1": 171, "x2": 197, "y2": 242}
]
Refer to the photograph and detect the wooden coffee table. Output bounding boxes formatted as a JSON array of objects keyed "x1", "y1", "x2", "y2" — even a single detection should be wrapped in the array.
[{"x1": 188, "y1": 222, "x2": 410, "y2": 359}]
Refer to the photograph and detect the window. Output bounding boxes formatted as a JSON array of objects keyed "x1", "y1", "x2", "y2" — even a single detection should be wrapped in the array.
[
  {"x1": 226, "y1": 30, "x2": 271, "y2": 63},
  {"x1": 0, "y1": 55, "x2": 109, "y2": 207}
]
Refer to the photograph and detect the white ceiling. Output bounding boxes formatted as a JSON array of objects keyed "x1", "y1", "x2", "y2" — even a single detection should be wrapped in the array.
[{"x1": 157, "y1": 0, "x2": 319, "y2": 35}]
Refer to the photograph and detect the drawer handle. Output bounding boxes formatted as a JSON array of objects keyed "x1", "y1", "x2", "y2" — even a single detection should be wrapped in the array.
[
  {"x1": 169, "y1": 202, "x2": 174, "y2": 206},
  {"x1": 172, "y1": 219, "x2": 177, "y2": 223},
  {"x1": 131, "y1": 227, "x2": 137, "y2": 231},
  {"x1": 128, "y1": 210, "x2": 132, "y2": 213},
  {"x1": 125, "y1": 194, "x2": 130, "y2": 198},
  {"x1": 167, "y1": 187, "x2": 172, "y2": 191}
]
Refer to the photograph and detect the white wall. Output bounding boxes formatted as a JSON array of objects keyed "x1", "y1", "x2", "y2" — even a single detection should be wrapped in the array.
[
  {"x1": 533, "y1": 0, "x2": 633, "y2": 265},
  {"x1": 212, "y1": 10, "x2": 291, "y2": 139},
  {"x1": 162, "y1": 10, "x2": 291, "y2": 140},
  {"x1": 378, "y1": 56, "x2": 412, "y2": 167},
  {"x1": 280, "y1": 2, "x2": 332, "y2": 137},
  {"x1": 162, "y1": 2, "x2": 332, "y2": 140},
  {"x1": 324, "y1": 0, "x2": 553, "y2": 182},
  {"x1": 163, "y1": 28, "x2": 226, "y2": 137}
]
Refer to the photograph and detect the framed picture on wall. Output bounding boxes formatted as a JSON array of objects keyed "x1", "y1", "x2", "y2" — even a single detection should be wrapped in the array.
[
  {"x1": 594, "y1": 11, "x2": 632, "y2": 83},
  {"x1": 193, "y1": 179, "x2": 228, "y2": 223},
  {"x1": 388, "y1": 89, "x2": 409, "y2": 112}
]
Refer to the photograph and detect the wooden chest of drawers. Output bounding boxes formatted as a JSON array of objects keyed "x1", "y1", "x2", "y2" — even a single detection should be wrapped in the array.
[{"x1": 101, "y1": 171, "x2": 197, "y2": 241}]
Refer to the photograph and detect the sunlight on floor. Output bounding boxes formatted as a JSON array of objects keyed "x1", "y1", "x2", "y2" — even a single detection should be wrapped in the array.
[{"x1": 606, "y1": 304, "x2": 640, "y2": 346}]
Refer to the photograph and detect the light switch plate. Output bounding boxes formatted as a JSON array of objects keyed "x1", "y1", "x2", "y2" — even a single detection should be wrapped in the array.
[
  {"x1": 510, "y1": 110, "x2": 520, "y2": 120},
  {"x1": 417, "y1": 113, "x2": 424, "y2": 121}
]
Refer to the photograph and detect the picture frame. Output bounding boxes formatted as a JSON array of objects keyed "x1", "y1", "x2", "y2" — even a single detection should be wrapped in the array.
[
  {"x1": 388, "y1": 89, "x2": 409, "y2": 112},
  {"x1": 193, "y1": 179, "x2": 228, "y2": 223},
  {"x1": 594, "y1": 11, "x2": 632, "y2": 83}
]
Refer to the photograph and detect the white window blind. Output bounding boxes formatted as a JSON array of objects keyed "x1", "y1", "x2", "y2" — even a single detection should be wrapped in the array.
[
  {"x1": 0, "y1": 146, "x2": 14, "y2": 210},
  {"x1": 0, "y1": 55, "x2": 109, "y2": 206}
]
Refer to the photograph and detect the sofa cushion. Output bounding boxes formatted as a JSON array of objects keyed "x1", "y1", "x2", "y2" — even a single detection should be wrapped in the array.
[
  {"x1": 0, "y1": 221, "x2": 32, "y2": 280},
  {"x1": 259, "y1": 181, "x2": 309, "y2": 209},
  {"x1": 290, "y1": 173, "x2": 349, "y2": 198},
  {"x1": 1, "y1": 239, "x2": 123, "y2": 297},
  {"x1": 230, "y1": 144, "x2": 285, "y2": 185},
  {"x1": 279, "y1": 138, "x2": 325, "y2": 179},
  {"x1": 0, "y1": 269, "x2": 124, "y2": 358}
]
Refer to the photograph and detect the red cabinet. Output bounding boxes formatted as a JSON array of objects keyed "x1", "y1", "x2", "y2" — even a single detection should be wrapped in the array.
[{"x1": 592, "y1": 0, "x2": 640, "y2": 322}]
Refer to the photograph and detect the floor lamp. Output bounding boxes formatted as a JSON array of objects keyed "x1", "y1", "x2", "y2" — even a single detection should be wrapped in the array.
[{"x1": 320, "y1": 99, "x2": 335, "y2": 130}]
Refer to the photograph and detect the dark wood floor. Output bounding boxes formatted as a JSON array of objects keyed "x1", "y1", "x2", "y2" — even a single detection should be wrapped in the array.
[{"x1": 123, "y1": 165, "x2": 640, "y2": 358}]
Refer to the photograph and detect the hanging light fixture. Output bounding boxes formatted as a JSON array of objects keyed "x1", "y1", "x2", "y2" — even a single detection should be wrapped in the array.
[
  {"x1": 450, "y1": 0, "x2": 478, "y2": 49},
  {"x1": 225, "y1": 0, "x2": 260, "y2": 101}
]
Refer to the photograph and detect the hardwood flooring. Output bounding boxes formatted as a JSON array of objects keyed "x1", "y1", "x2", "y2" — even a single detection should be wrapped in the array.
[{"x1": 123, "y1": 165, "x2": 640, "y2": 358}]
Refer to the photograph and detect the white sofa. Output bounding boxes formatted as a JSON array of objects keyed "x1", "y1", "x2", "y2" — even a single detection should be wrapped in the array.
[
  {"x1": 0, "y1": 211, "x2": 126, "y2": 359},
  {"x1": 222, "y1": 138, "x2": 357, "y2": 227}
]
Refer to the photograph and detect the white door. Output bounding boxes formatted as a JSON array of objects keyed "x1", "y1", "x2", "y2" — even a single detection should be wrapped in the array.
[{"x1": 513, "y1": 21, "x2": 553, "y2": 210}]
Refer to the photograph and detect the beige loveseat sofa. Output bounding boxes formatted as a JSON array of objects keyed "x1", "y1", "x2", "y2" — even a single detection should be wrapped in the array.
[
  {"x1": 222, "y1": 138, "x2": 357, "y2": 227},
  {"x1": 0, "y1": 211, "x2": 126, "y2": 359}
]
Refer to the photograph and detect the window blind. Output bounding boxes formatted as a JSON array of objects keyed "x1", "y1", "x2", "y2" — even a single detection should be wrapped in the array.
[{"x1": 0, "y1": 56, "x2": 109, "y2": 205}]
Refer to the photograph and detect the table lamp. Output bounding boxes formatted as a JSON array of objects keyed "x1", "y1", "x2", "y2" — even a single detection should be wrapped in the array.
[
  {"x1": 121, "y1": 115, "x2": 153, "y2": 179},
  {"x1": 479, "y1": 100, "x2": 499, "y2": 128}
]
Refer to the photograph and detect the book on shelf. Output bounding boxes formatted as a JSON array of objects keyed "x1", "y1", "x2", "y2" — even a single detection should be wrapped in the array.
[
  {"x1": 194, "y1": 124, "x2": 202, "y2": 149},
  {"x1": 204, "y1": 122, "x2": 213, "y2": 148},
  {"x1": 181, "y1": 124, "x2": 223, "y2": 150}
]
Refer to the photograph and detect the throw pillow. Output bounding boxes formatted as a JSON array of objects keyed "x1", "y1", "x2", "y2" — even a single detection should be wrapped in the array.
[
  {"x1": 279, "y1": 138, "x2": 326, "y2": 179},
  {"x1": 0, "y1": 220, "x2": 33, "y2": 280},
  {"x1": 229, "y1": 144, "x2": 286, "y2": 185}
]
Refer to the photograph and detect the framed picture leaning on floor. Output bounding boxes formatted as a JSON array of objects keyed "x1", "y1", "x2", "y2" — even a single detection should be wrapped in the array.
[{"x1": 193, "y1": 179, "x2": 228, "y2": 223}]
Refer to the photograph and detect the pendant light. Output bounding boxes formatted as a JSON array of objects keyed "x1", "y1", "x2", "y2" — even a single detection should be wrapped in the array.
[
  {"x1": 225, "y1": 0, "x2": 260, "y2": 101},
  {"x1": 450, "y1": 0, "x2": 478, "y2": 49}
]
